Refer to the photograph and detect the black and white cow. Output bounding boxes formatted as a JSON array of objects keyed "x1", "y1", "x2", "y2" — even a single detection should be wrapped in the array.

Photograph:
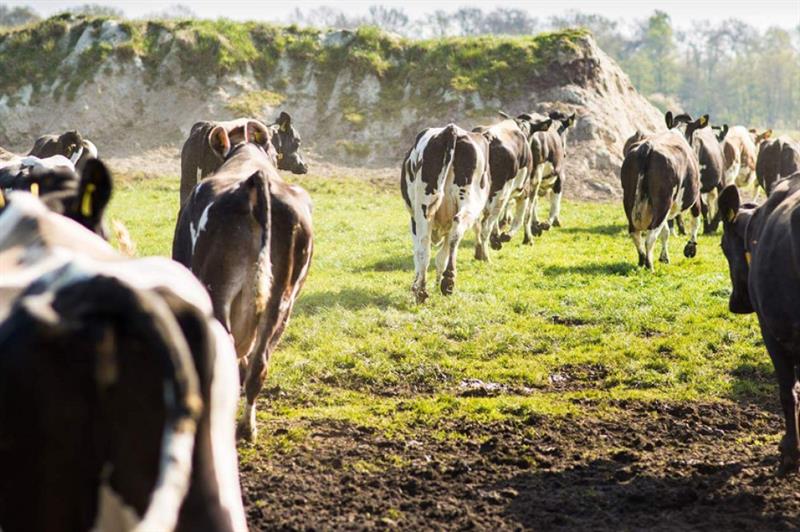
[
  {"x1": 621, "y1": 116, "x2": 702, "y2": 270},
  {"x1": 670, "y1": 112, "x2": 725, "y2": 233},
  {"x1": 473, "y1": 114, "x2": 552, "y2": 251},
  {"x1": 0, "y1": 194, "x2": 247, "y2": 532},
  {"x1": 529, "y1": 111, "x2": 576, "y2": 233},
  {"x1": 173, "y1": 128, "x2": 313, "y2": 441},
  {"x1": 28, "y1": 130, "x2": 98, "y2": 172},
  {"x1": 400, "y1": 124, "x2": 490, "y2": 303},
  {"x1": 270, "y1": 112, "x2": 308, "y2": 175},
  {"x1": 718, "y1": 174, "x2": 800, "y2": 474},
  {"x1": 756, "y1": 136, "x2": 800, "y2": 196},
  {"x1": 0, "y1": 157, "x2": 113, "y2": 238}
]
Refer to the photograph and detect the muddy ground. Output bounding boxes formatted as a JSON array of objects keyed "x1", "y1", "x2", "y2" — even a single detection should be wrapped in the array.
[{"x1": 239, "y1": 400, "x2": 800, "y2": 531}]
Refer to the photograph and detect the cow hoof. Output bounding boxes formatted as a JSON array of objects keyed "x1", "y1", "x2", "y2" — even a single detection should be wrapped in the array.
[
  {"x1": 551, "y1": 218, "x2": 561, "y2": 228},
  {"x1": 490, "y1": 235, "x2": 503, "y2": 250},
  {"x1": 540, "y1": 222, "x2": 551, "y2": 232},
  {"x1": 778, "y1": 446, "x2": 800, "y2": 476},
  {"x1": 659, "y1": 254, "x2": 669, "y2": 264},
  {"x1": 475, "y1": 247, "x2": 489, "y2": 261},
  {"x1": 638, "y1": 253, "x2": 646, "y2": 267},
  {"x1": 683, "y1": 242, "x2": 697, "y2": 258},
  {"x1": 236, "y1": 421, "x2": 256, "y2": 442},
  {"x1": 530, "y1": 224, "x2": 543, "y2": 237},
  {"x1": 523, "y1": 235, "x2": 532, "y2": 245},
  {"x1": 440, "y1": 276, "x2": 454, "y2": 296},
  {"x1": 414, "y1": 289, "x2": 429, "y2": 304},
  {"x1": 645, "y1": 259, "x2": 654, "y2": 271},
  {"x1": 499, "y1": 233, "x2": 511, "y2": 243}
]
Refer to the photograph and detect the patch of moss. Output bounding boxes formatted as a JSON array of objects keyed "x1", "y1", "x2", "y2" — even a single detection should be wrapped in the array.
[{"x1": 226, "y1": 90, "x2": 286, "y2": 116}]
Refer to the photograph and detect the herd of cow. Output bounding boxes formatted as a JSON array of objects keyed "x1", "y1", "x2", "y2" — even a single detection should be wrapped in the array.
[{"x1": 0, "y1": 102, "x2": 799, "y2": 530}]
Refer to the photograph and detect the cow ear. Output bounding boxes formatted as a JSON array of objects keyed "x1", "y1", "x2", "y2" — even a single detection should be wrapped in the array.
[
  {"x1": 497, "y1": 110, "x2": 511, "y2": 119},
  {"x1": 567, "y1": 113, "x2": 576, "y2": 127},
  {"x1": 765, "y1": 129, "x2": 773, "y2": 139},
  {"x1": 665, "y1": 111, "x2": 674, "y2": 129},
  {"x1": 277, "y1": 111, "x2": 292, "y2": 132},
  {"x1": 718, "y1": 185, "x2": 741, "y2": 225},
  {"x1": 77, "y1": 159, "x2": 113, "y2": 224},
  {"x1": 246, "y1": 120, "x2": 271, "y2": 149},
  {"x1": 208, "y1": 126, "x2": 231, "y2": 160}
]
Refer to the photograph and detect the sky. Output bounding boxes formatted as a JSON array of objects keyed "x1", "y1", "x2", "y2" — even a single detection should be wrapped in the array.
[{"x1": 8, "y1": 0, "x2": 800, "y2": 30}]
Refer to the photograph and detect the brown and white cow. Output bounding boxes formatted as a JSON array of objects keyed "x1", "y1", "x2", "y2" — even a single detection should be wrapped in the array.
[
  {"x1": 400, "y1": 124, "x2": 490, "y2": 303},
  {"x1": 0, "y1": 194, "x2": 247, "y2": 532},
  {"x1": 179, "y1": 113, "x2": 307, "y2": 207},
  {"x1": 756, "y1": 136, "x2": 800, "y2": 196},
  {"x1": 28, "y1": 130, "x2": 99, "y2": 172},
  {"x1": 671, "y1": 112, "x2": 725, "y2": 233},
  {"x1": 621, "y1": 119, "x2": 702, "y2": 270},
  {"x1": 718, "y1": 125, "x2": 759, "y2": 196},
  {"x1": 528, "y1": 111, "x2": 576, "y2": 233},
  {"x1": 473, "y1": 114, "x2": 552, "y2": 251},
  {"x1": 173, "y1": 128, "x2": 313, "y2": 441}
]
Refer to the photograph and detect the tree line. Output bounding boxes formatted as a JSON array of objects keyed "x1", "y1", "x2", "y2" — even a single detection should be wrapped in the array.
[{"x1": 3, "y1": 4, "x2": 798, "y2": 129}]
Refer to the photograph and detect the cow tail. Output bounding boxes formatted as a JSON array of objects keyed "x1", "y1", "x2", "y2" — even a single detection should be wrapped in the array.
[
  {"x1": 439, "y1": 124, "x2": 458, "y2": 195},
  {"x1": 249, "y1": 171, "x2": 272, "y2": 315},
  {"x1": 636, "y1": 141, "x2": 652, "y2": 201}
]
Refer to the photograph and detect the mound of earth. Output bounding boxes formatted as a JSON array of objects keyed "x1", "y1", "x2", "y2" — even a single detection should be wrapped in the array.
[{"x1": 0, "y1": 16, "x2": 663, "y2": 200}]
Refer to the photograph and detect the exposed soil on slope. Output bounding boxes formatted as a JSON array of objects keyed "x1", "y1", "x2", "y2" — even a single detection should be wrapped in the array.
[{"x1": 239, "y1": 400, "x2": 799, "y2": 531}]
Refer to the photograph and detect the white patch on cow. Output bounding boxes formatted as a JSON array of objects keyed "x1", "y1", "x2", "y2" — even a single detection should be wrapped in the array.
[
  {"x1": 208, "y1": 320, "x2": 248, "y2": 532},
  {"x1": 136, "y1": 382, "x2": 196, "y2": 532},
  {"x1": 69, "y1": 146, "x2": 84, "y2": 165},
  {"x1": 19, "y1": 155, "x2": 75, "y2": 172},
  {"x1": 189, "y1": 202, "x2": 213, "y2": 254},
  {"x1": 83, "y1": 140, "x2": 98, "y2": 160},
  {"x1": 254, "y1": 243, "x2": 272, "y2": 315},
  {"x1": 631, "y1": 169, "x2": 653, "y2": 230},
  {"x1": 410, "y1": 127, "x2": 444, "y2": 170}
]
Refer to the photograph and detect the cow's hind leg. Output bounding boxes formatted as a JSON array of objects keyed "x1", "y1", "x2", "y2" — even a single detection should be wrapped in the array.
[
  {"x1": 644, "y1": 227, "x2": 661, "y2": 271},
  {"x1": 548, "y1": 175, "x2": 563, "y2": 227},
  {"x1": 503, "y1": 195, "x2": 529, "y2": 244},
  {"x1": 440, "y1": 215, "x2": 471, "y2": 296},
  {"x1": 630, "y1": 231, "x2": 646, "y2": 268},
  {"x1": 238, "y1": 328, "x2": 272, "y2": 441},
  {"x1": 658, "y1": 223, "x2": 671, "y2": 263},
  {"x1": 765, "y1": 336, "x2": 800, "y2": 474},
  {"x1": 411, "y1": 214, "x2": 434, "y2": 303},
  {"x1": 683, "y1": 208, "x2": 700, "y2": 258}
]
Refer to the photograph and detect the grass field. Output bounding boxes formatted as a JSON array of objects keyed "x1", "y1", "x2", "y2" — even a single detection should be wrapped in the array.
[{"x1": 108, "y1": 171, "x2": 795, "y2": 529}]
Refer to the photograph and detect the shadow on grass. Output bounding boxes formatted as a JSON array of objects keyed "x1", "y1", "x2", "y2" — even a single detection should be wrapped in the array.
[
  {"x1": 354, "y1": 253, "x2": 412, "y2": 273},
  {"x1": 296, "y1": 286, "x2": 408, "y2": 315},
  {"x1": 561, "y1": 224, "x2": 623, "y2": 236},
  {"x1": 543, "y1": 261, "x2": 638, "y2": 276},
  {"x1": 728, "y1": 360, "x2": 779, "y2": 412}
]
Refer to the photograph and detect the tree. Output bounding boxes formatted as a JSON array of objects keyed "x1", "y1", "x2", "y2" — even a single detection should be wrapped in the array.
[
  {"x1": 0, "y1": 5, "x2": 40, "y2": 27},
  {"x1": 66, "y1": 4, "x2": 125, "y2": 17}
]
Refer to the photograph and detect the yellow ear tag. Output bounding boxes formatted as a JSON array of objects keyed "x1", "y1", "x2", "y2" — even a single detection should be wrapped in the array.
[
  {"x1": 30, "y1": 183, "x2": 39, "y2": 197},
  {"x1": 0, "y1": 193, "x2": 5, "y2": 208},
  {"x1": 277, "y1": 153, "x2": 283, "y2": 161},
  {"x1": 745, "y1": 251, "x2": 751, "y2": 265},
  {"x1": 81, "y1": 183, "x2": 96, "y2": 217},
  {"x1": 254, "y1": 131, "x2": 264, "y2": 143}
]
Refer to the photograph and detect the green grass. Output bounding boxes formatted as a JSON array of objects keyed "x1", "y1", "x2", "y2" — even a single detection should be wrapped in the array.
[{"x1": 107, "y1": 171, "x2": 769, "y2": 438}]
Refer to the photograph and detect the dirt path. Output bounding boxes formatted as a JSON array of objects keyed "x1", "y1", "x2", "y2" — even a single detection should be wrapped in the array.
[{"x1": 239, "y1": 400, "x2": 799, "y2": 530}]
